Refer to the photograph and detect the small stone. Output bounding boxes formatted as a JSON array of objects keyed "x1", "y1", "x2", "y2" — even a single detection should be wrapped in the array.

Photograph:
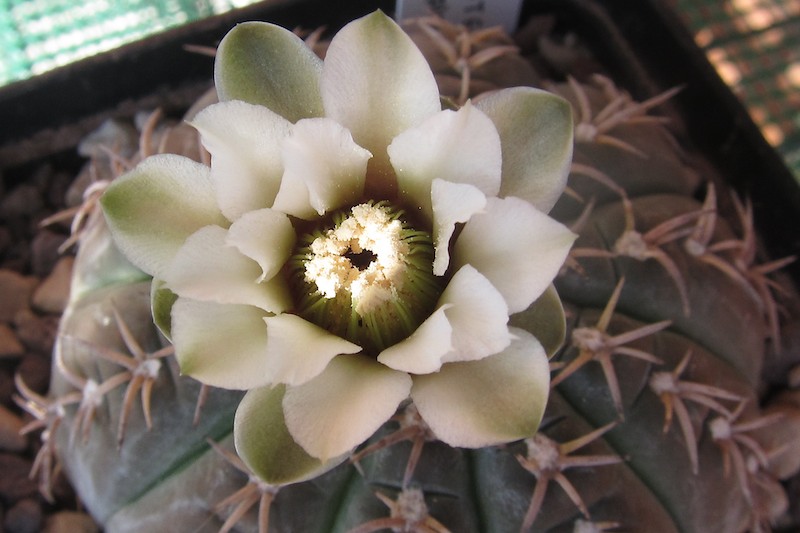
[
  {"x1": 0, "y1": 454, "x2": 38, "y2": 502},
  {"x1": 0, "y1": 184, "x2": 43, "y2": 218},
  {"x1": 16, "y1": 354, "x2": 50, "y2": 395},
  {"x1": 4, "y1": 498, "x2": 42, "y2": 533},
  {"x1": 0, "y1": 369, "x2": 15, "y2": 405},
  {"x1": 0, "y1": 225, "x2": 11, "y2": 253},
  {"x1": 0, "y1": 404, "x2": 27, "y2": 452},
  {"x1": 32, "y1": 256, "x2": 73, "y2": 314},
  {"x1": 0, "y1": 270, "x2": 37, "y2": 322},
  {"x1": 0, "y1": 323, "x2": 25, "y2": 359},
  {"x1": 31, "y1": 230, "x2": 68, "y2": 277},
  {"x1": 14, "y1": 309, "x2": 58, "y2": 356},
  {"x1": 42, "y1": 511, "x2": 99, "y2": 533}
]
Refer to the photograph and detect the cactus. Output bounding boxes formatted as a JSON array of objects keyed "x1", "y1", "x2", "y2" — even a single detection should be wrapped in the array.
[{"x1": 22, "y1": 8, "x2": 800, "y2": 533}]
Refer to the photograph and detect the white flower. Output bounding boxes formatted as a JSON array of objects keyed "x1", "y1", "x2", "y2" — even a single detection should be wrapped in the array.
[{"x1": 101, "y1": 11, "x2": 576, "y2": 483}]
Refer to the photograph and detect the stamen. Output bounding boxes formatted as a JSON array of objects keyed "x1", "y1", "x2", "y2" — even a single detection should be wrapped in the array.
[{"x1": 286, "y1": 201, "x2": 443, "y2": 355}]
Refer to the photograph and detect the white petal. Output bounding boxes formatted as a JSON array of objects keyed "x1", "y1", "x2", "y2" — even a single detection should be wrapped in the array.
[
  {"x1": 226, "y1": 208, "x2": 295, "y2": 283},
  {"x1": 475, "y1": 87, "x2": 573, "y2": 213},
  {"x1": 322, "y1": 11, "x2": 440, "y2": 196},
  {"x1": 439, "y1": 265, "x2": 511, "y2": 364},
  {"x1": 100, "y1": 154, "x2": 227, "y2": 278},
  {"x1": 214, "y1": 21, "x2": 323, "y2": 122},
  {"x1": 262, "y1": 314, "x2": 361, "y2": 386},
  {"x1": 453, "y1": 196, "x2": 576, "y2": 313},
  {"x1": 377, "y1": 305, "x2": 453, "y2": 374},
  {"x1": 283, "y1": 355, "x2": 412, "y2": 461},
  {"x1": 235, "y1": 385, "x2": 347, "y2": 486},
  {"x1": 172, "y1": 298, "x2": 271, "y2": 390},
  {"x1": 162, "y1": 225, "x2": 290, "y2": 313},
  {"x1": 273, "y1": 118, "x2": 371, "y2": 220},
  {"x1": 411, "y1": 327, "x2": 550, "y2": 448},
  {"x1": 191, "y1": 100, "x2": 291, "y2": 221},
  {"x1": 430, "y1": 179, "x2": 486, "y2": 276},
  {"x1": 389, "y1": 102, "x2": 501, "y2": 219}
]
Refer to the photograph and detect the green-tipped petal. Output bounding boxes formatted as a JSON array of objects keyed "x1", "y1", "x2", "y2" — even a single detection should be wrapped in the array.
[
  {"x1": 273, "y1": 118, "x2": 371, "y2": 220},
  {"x1": 150, "y1": 278, "x2": 177, "y2": 340},
  {"x1": 191, "y1": 100, "x2": 291, "y2": 221},
  {"x1": 172, "y1": 298, "x2": 270, "y2": 390},
  {"x1": 100, "y1": 154, "x2": 228, "y2": 278},
  {"x1": 283, "y1": 355, "x2": 411, "y2": 461},
  {"x1": 235, "y1": 384, "x2": 344, "y2": 485},
  {"x1": 215, "y1": 21, "x2": 324, "y2": 122},
  {"x1": 377, "y1": 305, "x2": 453, "y2": 374},
  {"x1": 162, "y1": 225, "x2": 290, "y2": 313},
  {"x1": 262, "y1": 314, "x2": 361, "y2": 386},
  {"x1": 411, "y1": 327, "x2": 549, "y2": 448},
  {"x1": 322, "y1": 10, "x2": 440, "y2": 196},
  {"x1": 225, "y1": 208, "x2": 295, "y2": 283},
  {"x1": 509, "y1": 284, "x2": 566, "y2": 358},
  {"x1": 453, "y1": 196, "x2": 577, "y2": 314},
  {"x1": 476, "y1": 87, "x2": 573, "y2": 213},
  {"x1": 389, "y1": 102, "x2": 501, "y2": 221},
  {"x1": 430, "y1": 179, "x2": 486, "y2": 276},
  {"x1": 439, "y1": 265, "x2": 511, "y2": 365}
]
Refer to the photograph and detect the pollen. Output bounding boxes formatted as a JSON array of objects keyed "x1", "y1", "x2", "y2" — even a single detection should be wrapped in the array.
[{"x1": 287, "y1": 201, "x2": 443, "y2": 355}]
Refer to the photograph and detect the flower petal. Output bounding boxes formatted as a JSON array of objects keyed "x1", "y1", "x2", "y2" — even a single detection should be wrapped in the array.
[
  {"x1": 430, "y1": 179, "x2": 486, "y2": 276},
  {"x1": 162, "y1": 225, "x2": 290, "y2": 313},
  {"x1": 235, "y1": 384, "x2": 346, "y2": 485},
  {"x1": 453, "y1": 196, "x2": 576, "y2": 314},
  {"x1": 411, "y1": 327, "x2": 550, "y2": 447},
  {"x1": 377, "y1": 305, "x2": 453, "y2": 374},
  {"x1": 215, "y1": 21, "x2": 324, "y2": 122},
  {"x1": 262, "y1": 314, "x2": 362, "y2": 386},
  {"x1": 322, "y1": 10, "x2": 440, "y2": 197},
  {"x1": 439, "y1": 265, "x2": 511, "y2": 364},
  {"x1": 509, "y1": 284, "x2": 566, "y2": 358},
  {"x1": 273, "y1": 118, "x2": 371, "y2": 220},
  {"x1": 100, "y1": 154, "x2": 227, "y2": 278},
  {"x1": 226, "y1": 208, "x2": 295, "y2": 283},
  {"x1": 172, "y1": 298, "x2": 271, "y2": 390},
  {"x1": 191, "y1": 100, "x2": 291, "y2": 221},
  {"x1": 389, "y1": 102, "x2": 501, "y2": 220},
  {"x1": 475, "y1": 87, "x2": 573, "y2": 213},
  {"x1": 283, "y1": 355, "x2": 412, "y2": 461},
  {"x1": 150, "y1": 279, "x2": 177, "y2": 340}
]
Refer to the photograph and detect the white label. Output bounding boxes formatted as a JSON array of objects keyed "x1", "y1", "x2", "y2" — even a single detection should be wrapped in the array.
[{"x1": 395, "y1": 0, "x2": 524, "y2": 33}]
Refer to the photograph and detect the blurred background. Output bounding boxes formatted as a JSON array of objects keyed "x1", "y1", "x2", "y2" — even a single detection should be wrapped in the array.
[{"x1": 0, "y1": 0, "x2": 798, "y2": 179}]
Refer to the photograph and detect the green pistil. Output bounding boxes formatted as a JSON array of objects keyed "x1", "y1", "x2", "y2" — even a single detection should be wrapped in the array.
[{"x1": 286, "y1": 201, "x2": 443, "y2": 356}]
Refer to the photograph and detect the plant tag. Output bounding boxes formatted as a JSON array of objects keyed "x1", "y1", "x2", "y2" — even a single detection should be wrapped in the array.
[{"x1": 395, "y1": 0, "x2": 524, "y2": 33}]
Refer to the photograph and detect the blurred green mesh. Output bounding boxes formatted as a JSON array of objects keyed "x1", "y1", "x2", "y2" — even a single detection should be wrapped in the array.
[
  {"x1": 669, "y1": 0, "x2": 800, "y2": 181},
  {"x1": 0, "y1": 0, "x2": 260, "y2": 85}
]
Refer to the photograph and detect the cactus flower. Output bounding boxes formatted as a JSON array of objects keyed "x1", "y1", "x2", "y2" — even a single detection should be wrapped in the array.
[{"x1": 100, "y1": 10, "x2": 576, "y2": 483}]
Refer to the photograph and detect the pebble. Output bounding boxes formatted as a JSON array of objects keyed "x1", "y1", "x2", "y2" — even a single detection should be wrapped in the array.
[
  {"x1": 13, "y1": 309, "x2": 58, "y2": 356},
  {"x1": 0, "y1": 270, "x2": 37, "y2": 322},
  {"x1": 31, "y1": 230, "x2": 68, "y2": 277},
  {"x1": 0, "y1": 453, "x2": 38, "y2": 502},
  {"x1": 0, "y1": 370, "x2": 15, "y2": 405},
  {"x1": 42, "y1": 511, "x2": 99, "y2": 533},
  {"x1": 32, "y1": 257, "x2": 73, "y2": 314},
  {"x1": 0, "y1": 184, "x2": 43, "y2": 219},
  {"x1": 0, "y1": 323, "x2": 24, "y2": 359},
  {"x1": 0, "y1": 404, "x2": 27, "y2": 452},
  {"x1": 4, "y1": 498, "x2": 42, "y2": 533},
  {"x1": 15, "y1": 355, "x2": 51, "y2": 395}
]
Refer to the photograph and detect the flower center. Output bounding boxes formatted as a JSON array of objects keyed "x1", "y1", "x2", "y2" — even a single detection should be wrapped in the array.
[{"x1": 286, "y1": 201, "x2": 443, "y2": 355}]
